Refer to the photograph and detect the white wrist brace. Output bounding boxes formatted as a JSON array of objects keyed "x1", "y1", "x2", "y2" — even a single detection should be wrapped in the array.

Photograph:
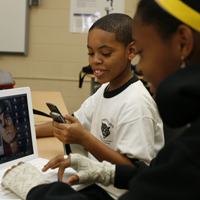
[
  {"x1": 70, "y1": 154, "x2": 115, "y2": 186},
  {"x1": 2, "y1": 163, "x2": 50, "y2": 200}
]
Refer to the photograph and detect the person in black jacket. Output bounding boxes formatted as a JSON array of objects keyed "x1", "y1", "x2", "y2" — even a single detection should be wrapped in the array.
[{"x1": 2, "y1": 0, "x2": 200, "y2": 199}]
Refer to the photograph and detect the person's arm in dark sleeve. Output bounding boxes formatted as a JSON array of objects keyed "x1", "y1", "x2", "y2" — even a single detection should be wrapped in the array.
[
  {"x1": 114, "y1": 161, "x2": 149, "y2": 189},
  {"x1": 27, "y1": 182, "x2": 88, "y2": 200},
  {"x1": 118, "y1": 128, "x2": 200, "y2": 200}
]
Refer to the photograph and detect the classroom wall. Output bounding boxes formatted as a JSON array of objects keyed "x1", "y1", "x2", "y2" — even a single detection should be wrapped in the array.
[{"x1": 0, "y1": 0, "x2": 139, "y2": 115}]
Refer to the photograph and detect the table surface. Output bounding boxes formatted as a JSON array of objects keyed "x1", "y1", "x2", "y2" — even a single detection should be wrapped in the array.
[{"x1": 31, "y1": 91, "x2": 68, "y2": 160}]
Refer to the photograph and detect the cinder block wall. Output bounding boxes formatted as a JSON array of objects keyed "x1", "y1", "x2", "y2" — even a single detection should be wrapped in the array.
[{"x1": 1, "y1": 0, "x2": 139, "y2": 115}]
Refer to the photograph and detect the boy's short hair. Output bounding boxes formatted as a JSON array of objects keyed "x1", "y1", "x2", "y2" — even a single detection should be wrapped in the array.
[{"x1": 89, "y1": 13, "x2": 133, "y2": 46}]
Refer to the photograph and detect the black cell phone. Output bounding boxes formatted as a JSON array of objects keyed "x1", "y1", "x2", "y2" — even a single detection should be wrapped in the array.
[{"x1": 46, "y1": 103, "x2": 66, "y2": 123}]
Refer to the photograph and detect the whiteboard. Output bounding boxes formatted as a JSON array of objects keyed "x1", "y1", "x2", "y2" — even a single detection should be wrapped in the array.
[{"x1": 0, "y1": 0, "x2": 29, "y2": 55}]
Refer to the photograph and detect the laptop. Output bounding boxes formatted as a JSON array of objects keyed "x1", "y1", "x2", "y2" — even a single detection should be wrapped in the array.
[{"x1": 0, "y1": 87, "x2": 90, "y2": 199}]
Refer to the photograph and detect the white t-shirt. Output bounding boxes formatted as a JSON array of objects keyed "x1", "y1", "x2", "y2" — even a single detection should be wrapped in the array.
[{"x1": 74, "y1": 76, "x2": 164, "y2": 199}]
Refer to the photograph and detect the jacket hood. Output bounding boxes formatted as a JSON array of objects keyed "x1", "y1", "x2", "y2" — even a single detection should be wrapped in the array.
[{"x1": 155, "y1": 64, "x2": 200, "y2": 128}]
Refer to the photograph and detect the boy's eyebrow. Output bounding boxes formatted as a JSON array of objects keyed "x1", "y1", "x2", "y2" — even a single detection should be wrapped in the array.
[{"x1": 87, "y1": 45, "x2": 112, "y2": 49}]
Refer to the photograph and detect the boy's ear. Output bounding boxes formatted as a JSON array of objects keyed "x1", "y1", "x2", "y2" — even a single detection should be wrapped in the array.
[{"x1": 127, "y1": 42, "x2": 136, "y2": 60}]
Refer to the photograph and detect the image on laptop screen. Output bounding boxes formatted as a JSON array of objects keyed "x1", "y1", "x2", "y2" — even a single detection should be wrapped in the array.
[{"x1": 0, "y1": 94, "x2": 34, "y2": 164}]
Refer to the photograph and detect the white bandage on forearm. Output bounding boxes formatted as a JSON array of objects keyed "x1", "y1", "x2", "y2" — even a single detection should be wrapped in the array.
[
  {"x1": 2, "y1": 163, "x2": 50, "y2": 200},
  {"x1": 70, "y1": 154, "x2": 115, "y2": 186}
]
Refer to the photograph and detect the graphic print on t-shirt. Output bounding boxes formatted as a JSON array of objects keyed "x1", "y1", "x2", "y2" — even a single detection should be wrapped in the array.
[
  {"x1": 101, "y1": 122, "x2": 110, "y2": 139},
  {"x1": 99, "y1": 119, "x2": 114, "y2": 145}
]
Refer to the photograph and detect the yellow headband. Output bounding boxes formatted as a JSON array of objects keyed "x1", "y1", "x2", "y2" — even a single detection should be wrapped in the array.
[{"x1": 155, "y1": 0, "x2": 200, "y2": 33}]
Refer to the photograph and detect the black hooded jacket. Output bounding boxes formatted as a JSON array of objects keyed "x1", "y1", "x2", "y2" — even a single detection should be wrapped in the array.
[{"x1": 116, "y1": 64, "x2": 200, "y2": 200}]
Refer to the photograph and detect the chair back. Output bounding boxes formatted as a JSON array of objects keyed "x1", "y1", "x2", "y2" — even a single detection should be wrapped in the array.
[{"x1": 0, "y1": 70, "x2": 15, "y2": 89}]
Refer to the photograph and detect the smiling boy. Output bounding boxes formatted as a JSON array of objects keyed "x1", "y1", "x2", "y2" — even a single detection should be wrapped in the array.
[
  {"x1": 49, "y1": 13, "x2": 164, "y2": 199},
  {"x1": 36, "y1": 13, "x2": 164, "y2": 199}
]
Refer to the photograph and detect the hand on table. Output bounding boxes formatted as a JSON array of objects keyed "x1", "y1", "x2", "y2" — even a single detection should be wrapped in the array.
[
  {"x1": 1, "y1": 162, "x2": 24, "y2": 187},
  {"x1": 43, "y1": 154, "x2": 116, "y2": 186},
  {"x1": 1, "y1": 162, "x2": 50, "y2": 200},
  {"x1": 42, "y1": 154, "x2": 79, "y2": 186}
]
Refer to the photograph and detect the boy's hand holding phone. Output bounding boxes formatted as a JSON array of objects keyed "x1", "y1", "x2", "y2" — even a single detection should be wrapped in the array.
[
  {"x1": 52, "y1": 115, "x2": 89, "y2": 146},
  {"x1": 46, "y1": 102, "x2": 90, "y2": 147}
]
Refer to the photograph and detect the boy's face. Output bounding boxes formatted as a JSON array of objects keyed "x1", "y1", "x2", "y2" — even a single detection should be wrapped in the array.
[{"x1": 87, "y1": 28, "x2": 133, "y2": 90}]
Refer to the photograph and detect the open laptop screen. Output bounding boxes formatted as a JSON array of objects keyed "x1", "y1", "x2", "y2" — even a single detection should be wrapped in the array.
[{"x1": 0, "y1": 93, "x2": 34, "y2": 164}]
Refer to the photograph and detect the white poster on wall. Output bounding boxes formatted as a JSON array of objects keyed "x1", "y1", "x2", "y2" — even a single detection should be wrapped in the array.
[
  {"x1": 0, "y1": 0, "x2": 29, "y2": 55},
  {"x1": 70, "y1": 0, "x2": 125, "y2": 33}
]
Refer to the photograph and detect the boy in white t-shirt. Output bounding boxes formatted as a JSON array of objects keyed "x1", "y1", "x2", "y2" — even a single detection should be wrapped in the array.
[{"x1": 36, "y1": 13, "x2": 164, "y2": 199}]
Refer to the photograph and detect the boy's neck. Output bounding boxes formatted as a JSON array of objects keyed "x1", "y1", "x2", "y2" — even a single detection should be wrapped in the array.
[{"x1": 108, "y1": 68, "x2": 134, "y2": 92}]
